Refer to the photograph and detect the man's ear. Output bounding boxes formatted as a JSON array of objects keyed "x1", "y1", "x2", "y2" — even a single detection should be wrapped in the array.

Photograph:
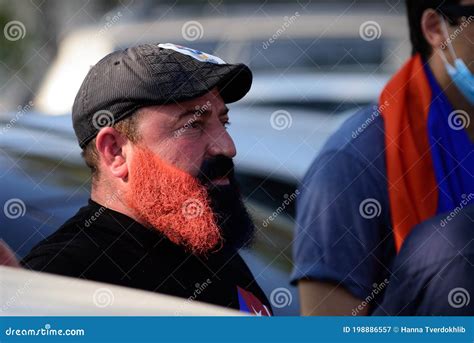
[
  {"x1": 95, "y1": 127, "x2": 129, "y2": 180},
  {"x1": 421, "y1": 9, "x2": 446, "y2": 52}
]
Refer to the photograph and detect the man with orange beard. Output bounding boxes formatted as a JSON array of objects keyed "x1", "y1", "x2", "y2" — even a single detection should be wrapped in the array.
[{"x1": 21, "y1": 43, "x2": 272, "y2": 316}]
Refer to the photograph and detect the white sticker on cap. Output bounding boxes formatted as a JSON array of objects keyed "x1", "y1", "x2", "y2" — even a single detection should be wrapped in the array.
[{"x1": 158, "y1": 43, "x2": 226, "y2": 65}]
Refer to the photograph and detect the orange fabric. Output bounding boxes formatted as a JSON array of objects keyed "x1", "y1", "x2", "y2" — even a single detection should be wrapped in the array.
[
  {"x1": 124, "y1": 145, "x2": 222, "y2": 255},
  {"x1": 380, "y1": 54, "x2": 438, "y2": 251}
]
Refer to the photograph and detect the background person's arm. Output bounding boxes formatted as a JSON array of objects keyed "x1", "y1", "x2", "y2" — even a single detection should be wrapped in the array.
[
  {"x1": 291, "y1": 118, "x2": 395, "y2": 316},
  {"x1": 0, "y1": 240, "x2": 20, "y2": 267},
  {"x1": 299, "y1": 280, "x2": 368, "y2": 316}
]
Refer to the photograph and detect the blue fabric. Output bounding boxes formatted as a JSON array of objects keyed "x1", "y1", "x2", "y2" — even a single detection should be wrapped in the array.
[
  {"x1": 291, "y1": 106, "x2": 395, "y2": 306},
  {"x1": 424, "y1": 63, "x2": 474, "y2": 213},
  {"x1": 373, "y1": 204, "x2": 474, "y2": 315},
  {"x1": 292, "y1": 65, "x2": 474, "y2": 314}
]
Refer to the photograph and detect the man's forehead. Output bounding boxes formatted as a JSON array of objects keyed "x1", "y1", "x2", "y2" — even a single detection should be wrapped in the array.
[
  {"x1": 175, "y1": 89, "x2": 228, "y2": 115},
  {"x1": 190, "y1": 88, "x2": 225, "y2": 108},
  {"x1": 140, "y1": 91, "x2": 228, "y2": 123}
]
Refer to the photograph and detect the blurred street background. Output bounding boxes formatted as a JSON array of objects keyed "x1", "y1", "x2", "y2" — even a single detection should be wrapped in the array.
[{"x1": 0, "y1": 0, "x2": 408, "y2": 113}]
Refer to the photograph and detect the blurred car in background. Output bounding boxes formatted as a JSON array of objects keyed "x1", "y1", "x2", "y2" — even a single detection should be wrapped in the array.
[
  {"x1": 1, "y1": 265, "x2": 244, "y2": 316},
  {"x1": 34, "y1": 9, "x2": 401, "y2": 115}
]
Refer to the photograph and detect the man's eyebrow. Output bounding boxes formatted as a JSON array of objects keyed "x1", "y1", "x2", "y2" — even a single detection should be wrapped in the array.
[
  {"x1": 176, "y1": 108, "x2": 200, "y2": 120},
  {"x1": 175, "y1": 106, "x2": 229, "y2": 120}
]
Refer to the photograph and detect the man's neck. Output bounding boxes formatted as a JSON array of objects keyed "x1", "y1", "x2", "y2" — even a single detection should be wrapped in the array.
[
  {"x1": 428, "y1": 56, "x2": 474, "y2": 141},
  {"x1": 91, "y1": 185, "x2": 150, "y2": 228}
]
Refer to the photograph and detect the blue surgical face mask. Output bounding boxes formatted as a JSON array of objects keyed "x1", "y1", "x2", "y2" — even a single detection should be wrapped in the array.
[{"x1": 439, "y1": 16, "x2": 474, "y2": 105}]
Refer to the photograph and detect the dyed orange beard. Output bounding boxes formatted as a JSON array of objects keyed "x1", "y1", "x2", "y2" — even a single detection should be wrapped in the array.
[{"x1": 124, "y1": 145, "x2": 222, "y2": 255}]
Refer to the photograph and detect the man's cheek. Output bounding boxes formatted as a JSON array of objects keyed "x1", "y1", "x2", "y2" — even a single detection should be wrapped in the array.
[
  {"x1": 182, "y1": 157, "x2": 205, "y2": 178},
  {"x1": 158, "y1": 154, "x2": 202, "y2": 178},
  {"x1": 169, "y1": 146, "x2": 205, "y2": 177},
  {"x1": 147, "y1": 143, "x2": 194, "y2": 174}
]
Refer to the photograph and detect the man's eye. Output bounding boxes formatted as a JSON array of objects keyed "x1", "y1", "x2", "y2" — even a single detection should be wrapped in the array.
[{"x1": 190, "y1": 121, "x2": 203, "y2": 129}]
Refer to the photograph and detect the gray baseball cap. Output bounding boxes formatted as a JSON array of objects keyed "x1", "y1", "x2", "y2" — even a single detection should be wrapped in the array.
[{"x1": 72, "y1": 43, "x2": 252, "y2": 148}]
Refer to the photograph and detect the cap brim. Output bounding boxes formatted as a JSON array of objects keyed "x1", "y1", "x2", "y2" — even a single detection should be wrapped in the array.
[
  {"x1": 160, "y1": 63, "x2": 252, "y2": 106},
  {"x1": 214, "y1": 64, "x2": 253, "y2": 103}
]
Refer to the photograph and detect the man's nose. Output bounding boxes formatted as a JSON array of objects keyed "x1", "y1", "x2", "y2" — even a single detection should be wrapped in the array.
[{"x1": 207, "y1": 127, "x2": 237, "y2": 159}]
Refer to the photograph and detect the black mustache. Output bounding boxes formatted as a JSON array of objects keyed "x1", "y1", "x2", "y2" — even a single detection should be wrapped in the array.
[{"x1": 197, "y1": 156, "x2": 234, "y2": 185}]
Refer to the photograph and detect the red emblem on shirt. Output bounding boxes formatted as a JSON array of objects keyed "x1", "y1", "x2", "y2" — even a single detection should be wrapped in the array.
[{"x1": 237, "y1": 286, "x2": 272, "y2": 316}]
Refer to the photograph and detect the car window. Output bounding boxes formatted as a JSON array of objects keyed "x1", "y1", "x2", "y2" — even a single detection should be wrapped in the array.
[{"x1": 247, "y1": 38, "x2": 384, "y2": 72}]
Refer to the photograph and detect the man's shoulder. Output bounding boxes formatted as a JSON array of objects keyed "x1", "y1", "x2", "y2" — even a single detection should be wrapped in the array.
[
  {"x1": 374, "y1": 205, "x2": 474, "y2": 315},
  {"x1": 303, "y1": 105, "x2": 387, "y2": 186},
  {"x1": 320, "y1": 105, "x2": 386, "y2": 159},
  {"x1": 20, "y1": 203, "x2": 111, "y2": 274},
  {"x1": 396, "y1": 204, "x2": 474, "y2": 272},
  {"x1": 20, "y1": 200, "x2": 180, "y2": 282}
]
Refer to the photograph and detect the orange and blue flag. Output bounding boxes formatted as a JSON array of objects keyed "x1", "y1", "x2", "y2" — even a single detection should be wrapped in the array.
[{"x1": 380, "y1": 54, "x2": 474, "y2": 251}]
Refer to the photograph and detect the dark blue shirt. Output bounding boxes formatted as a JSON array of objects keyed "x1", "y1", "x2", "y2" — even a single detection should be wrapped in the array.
[
  {"x1": 291, "y1": 106, "x2": 395, "y2": 310},
  {"x1": 373, "y1": 204, "x2": 474, "y2": 315}
]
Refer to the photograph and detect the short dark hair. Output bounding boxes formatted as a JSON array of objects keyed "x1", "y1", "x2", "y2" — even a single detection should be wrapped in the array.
[
  {"x1": 406, "y1": 0, "x2": 462, "y2": 59},
  {"x1": 81, "y1": 111, "x2": 143, "y2": 182}
]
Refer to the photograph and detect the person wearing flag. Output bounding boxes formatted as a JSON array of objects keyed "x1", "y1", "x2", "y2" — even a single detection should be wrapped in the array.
[{"x1": 292, "y1": 0, "x2": 474, "y2": 315}]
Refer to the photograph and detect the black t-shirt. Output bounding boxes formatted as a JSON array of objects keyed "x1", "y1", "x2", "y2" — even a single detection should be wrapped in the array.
[{"x1": 21, "y1": 200, "x2": 272, "y2": 315}]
